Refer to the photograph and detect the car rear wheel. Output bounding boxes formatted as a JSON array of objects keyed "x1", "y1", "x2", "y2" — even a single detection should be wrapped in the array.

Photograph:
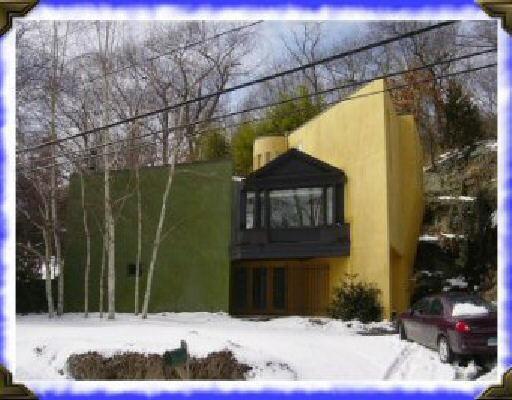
[
  {"x1": 438, "y1": 336, "x2": 453, "y2": 364},
  {"x1": 398, "y1": 323, "x2": 407, "y2": 341}
]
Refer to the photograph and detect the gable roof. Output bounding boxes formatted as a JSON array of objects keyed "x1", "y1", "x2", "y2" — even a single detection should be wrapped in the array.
[{"x1": 245, "y1": 148, "x2": 345, "y2": 185}]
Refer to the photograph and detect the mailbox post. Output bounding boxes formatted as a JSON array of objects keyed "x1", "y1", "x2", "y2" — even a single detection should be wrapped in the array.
[{"x1": 163, "y1": 340, "x2": 189, "y2": 379}]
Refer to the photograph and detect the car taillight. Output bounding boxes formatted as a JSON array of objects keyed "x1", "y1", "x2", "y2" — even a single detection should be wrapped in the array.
[{"x1": 455, "y1": 321, "x2": 471, "y2": 333}]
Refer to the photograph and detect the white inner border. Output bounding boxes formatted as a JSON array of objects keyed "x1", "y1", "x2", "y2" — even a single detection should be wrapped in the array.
[{"x1": 1, "y1": 4, "x2": 508, "y2": 395}]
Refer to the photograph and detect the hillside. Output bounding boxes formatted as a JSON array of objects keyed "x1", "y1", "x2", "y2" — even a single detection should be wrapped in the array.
[{"x1": 413, "y1": 140, "x2": 497, "y2": 302}]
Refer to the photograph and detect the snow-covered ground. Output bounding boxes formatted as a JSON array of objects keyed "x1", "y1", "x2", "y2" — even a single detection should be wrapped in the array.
[{"x1": 16, "y1": 312, "x2": 497, "y2": 381}]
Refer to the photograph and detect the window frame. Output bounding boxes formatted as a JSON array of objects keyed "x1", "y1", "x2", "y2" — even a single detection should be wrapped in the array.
[
  {"x1": 428, "y1": 298, "x2": 444, "y2": 316},
  {"x1": 412, "y1": 298, "x2": 430, "y2": 315},
  {"x1": 268, "y1": 186, "x2": 326, "y2": 229},
  {"x1": 244, "y1": 191, "x2": 256, "y2": 229},
  {"x1": 127, "y1": 263, "x2": 143, "y2": 277},
  {"x1": 242, "y1": 184, "x2": 338, "y2": 231}
]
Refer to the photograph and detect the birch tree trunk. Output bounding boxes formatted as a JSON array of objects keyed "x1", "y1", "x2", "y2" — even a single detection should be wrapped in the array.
[
  {"x1": 99, "y1": 232, "x2": 106, "y2": 319},
  {"x1": 80, "y1": 172, "x2": 91, "y2": 317},
  {"x1": 97, "y1": 22, "x2": 116, "y2": 319},
  {"x1": 141, "y1": 151, "x2": 176, "y2": 319},
  {"x1": 49, "y1": 21, "x2": 65, "y2": 316},
  {"x1": 162, "y1": 111, "x2": 170, "y2": 165},
  {"x1": 134, "y1": 165, "x2": 142, "y2": 315},
  {"x1": 43, "y1": 224, "x2": 54, "y2": 318}
]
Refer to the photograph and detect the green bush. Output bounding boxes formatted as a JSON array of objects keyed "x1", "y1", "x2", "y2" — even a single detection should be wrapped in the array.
[{"x1": 328, "y1": 274, "x2": 383, "y2": 323}]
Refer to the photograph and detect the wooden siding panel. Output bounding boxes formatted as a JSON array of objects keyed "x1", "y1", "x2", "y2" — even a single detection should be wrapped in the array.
[{"x1": 231, "y1": 264, "x2": 329, "y2": 316}]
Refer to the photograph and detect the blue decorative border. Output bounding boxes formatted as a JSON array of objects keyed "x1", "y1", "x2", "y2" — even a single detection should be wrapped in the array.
[
  {"x1": 1, "y1": 1, "x2": 509, "y2": 399},
  {"x1": 0, "y1": 8, "x2": 6, "y2": 375},
  {"x1": 26, "y1": 0, "x2": 481, "y2": 7}
]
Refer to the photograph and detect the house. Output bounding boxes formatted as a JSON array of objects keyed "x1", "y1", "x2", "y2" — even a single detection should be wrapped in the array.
[
  {"x1": 231, "y1": 79, "x2": 424, "y2": 318},
  {"x1": 64, "y1": 160, "x2": 233, "y2": 313},
  {"x1": 64, "y1": 79, "x2": 423, "y2": 319}
]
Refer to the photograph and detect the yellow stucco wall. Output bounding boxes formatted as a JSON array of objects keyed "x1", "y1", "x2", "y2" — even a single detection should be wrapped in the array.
[
  {"x1": 253, "y1": 136, "x2": 288, "y2": 170},
  {"x1": 251, "y1": 79, "x2": 424, "y2": 319}
]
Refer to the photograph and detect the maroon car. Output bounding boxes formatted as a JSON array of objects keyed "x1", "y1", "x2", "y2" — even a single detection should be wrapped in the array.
[{"x1": 397, "y1": 292, "x2": 497, "y2": 363}]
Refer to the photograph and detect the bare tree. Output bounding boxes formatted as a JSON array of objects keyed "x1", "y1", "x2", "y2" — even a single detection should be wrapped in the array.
[
  {"x1": 281, "y1": 22, "x2": 325, "y2": 96},
  {"x1": 17, "y1": 21, "x2": 72, "y2": 317},
  {"x1": 17, "y1": 169, "x2": 56, "y2": 318},
  {"x1": 96, "y1": 21, "x2": 117, "y2": 319},
  {"x1": 108, "y1": 41, "x2": 149, "y2": 314},
  {"x1": 99, "y1": 230, "x2": 106, "y2": 318},
  {"x1": 141, "y1": 112, "x2": 182, "y2": 319},
  {"x1": 373, "y1": 21, "x2": 461, "y2": 167},
  {"x1": 140, "y1": 21, "x2": 252, "y2": 163},
  {"x1": 138, "y1": 23, "x2": 251, "y2": 317},
  {"x1": 48, "y1": 21, "x2": 72, "y2": 316}
]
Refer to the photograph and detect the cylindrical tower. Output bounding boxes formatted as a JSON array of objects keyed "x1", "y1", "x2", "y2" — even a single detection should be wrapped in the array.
[{"x1": 252, "y1": 135, "x2": 288, "y2": 170}]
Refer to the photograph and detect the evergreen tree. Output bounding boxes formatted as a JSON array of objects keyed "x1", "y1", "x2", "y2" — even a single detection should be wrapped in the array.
[
  {"x1": 231, "y1": 86, "x2": 323, "y2": 175},
  {"x1": 460, "y1": 189, "x2": 497, "y2": 292},
  {"x1": 231, "y1": 123, "x2": 257, "y2": 176},
  {"x1": 444, "y1": 80, "x2": 484, "y2": 149},
  {"x1": 199, "y1": 130, "x2": 230, "y2": 161}
]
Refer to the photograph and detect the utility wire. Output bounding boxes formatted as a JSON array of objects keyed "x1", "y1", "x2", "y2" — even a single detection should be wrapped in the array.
[
  {"x1": 18, "y1": 47, "x2": 496, "y2": 167},
  {"x1": 18, "y1": 62, "x2": 497, "y2": 174},
  {"x1": 16, "y1": 21, "x2": 457, "y2": 155},
  {"x1": 17, "y1": 21, "x2": 264, "y2": 143},
  {"x1": 79, "y1": 20, "x2": 264, "y2": 85}
]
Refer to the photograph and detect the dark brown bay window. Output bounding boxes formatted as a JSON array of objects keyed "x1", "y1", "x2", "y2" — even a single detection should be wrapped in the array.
[{"x1": 232, "y1": 148, "x2": 350, "y2": 260}]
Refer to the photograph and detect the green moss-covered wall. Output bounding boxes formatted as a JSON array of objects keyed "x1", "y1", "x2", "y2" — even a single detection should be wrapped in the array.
[{"x1": 63, "y1": 160, "x2": 232, "y2": 313}]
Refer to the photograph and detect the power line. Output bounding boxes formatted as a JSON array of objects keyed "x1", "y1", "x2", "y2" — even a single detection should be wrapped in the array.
[
  {"x1": 79, "y1": 20, "x2": 264, "y2": 86},
  {"x1": 18, "y1": 47, "x2": 495, "y2": 167},
  {"x1": 18, "y1": 62, "x2": 497, "y2": 174},
  {"x1": 16, "y1": 21, "x2": 457, "y2": 155}
]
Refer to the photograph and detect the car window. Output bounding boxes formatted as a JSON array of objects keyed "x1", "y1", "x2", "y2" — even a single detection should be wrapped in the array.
[
  {"x1": 412, "y1": 298, "x2": 430, "y2": 315},
  {"x1": 429, "y1": 298, "x2": 444, "y2": 316}
]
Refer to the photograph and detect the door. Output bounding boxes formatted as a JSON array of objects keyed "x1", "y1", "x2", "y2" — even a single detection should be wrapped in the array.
[
  {"x1": 404, "y1": 298, "x2": 431, "y2": 344},
  {"x1": 231, "y1": 265, "x2": 328, "y2": 315},
  {"x1": 252, "y1": 267, "x2": 267, "y2": 311},
  {"x1": 422, "y1": 297, "x2": 445, "y2": 349},
  {"x1": 272, "y1": 267, "x2": 286, "y2": 312},
  {"x1": 232, "y1": 267, "x2": 248, "y2": 313},
  {"x1": 287, "y1": 265, "x2": 329, "y2": 315}
]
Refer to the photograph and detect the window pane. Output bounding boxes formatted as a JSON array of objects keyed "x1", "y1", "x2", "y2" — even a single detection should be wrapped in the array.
[
  {"x1": 413, "y1": 299, "x2": 430, "y2": 314},
  {"x1": 326, "y1": 186, "x2": 333, "y2": 225},
  {"x1": 273, "y1": 268, "x2": 286, "y2": 309},
  {"x1": 127, "y1": 263, "x2": 142, "y2": 277},
  {"x1": 260, "y1": 192, "x2": 265, "y2": 228},
  {"x1": 429, "y1": 298, "x2": 443, "y2": 316},
  {"x1": 269, "y1": 187, "x2": 324, "y2": 228},
  {"x1": 246, "y1": 192, "x2": 255, "y2": 229},
  {"x1": 252, "y1": 268, "x2": 267, "y2": 310}
]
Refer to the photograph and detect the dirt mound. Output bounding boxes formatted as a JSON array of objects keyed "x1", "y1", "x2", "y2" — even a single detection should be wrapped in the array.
[{"x1": 67, "y1": 350, "x2": 251, "y2": 380}]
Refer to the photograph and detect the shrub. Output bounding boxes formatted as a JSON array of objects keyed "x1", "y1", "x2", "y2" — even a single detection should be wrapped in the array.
[
  {"x1": 328, "y1": 274, "x2": 383, "y2": 323},
  {"x1": 66, "y1": 350, "x2": 252, "y2": 380}
]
